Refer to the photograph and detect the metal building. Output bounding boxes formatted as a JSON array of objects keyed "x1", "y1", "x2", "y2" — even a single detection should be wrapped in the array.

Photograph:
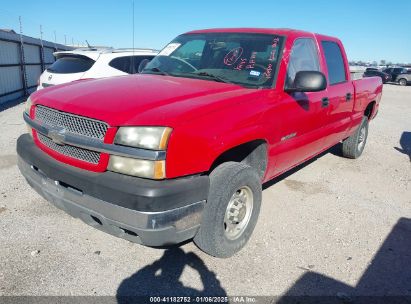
[{"x1": 0, "y1": 29, "x2": 72, "y2": 105}]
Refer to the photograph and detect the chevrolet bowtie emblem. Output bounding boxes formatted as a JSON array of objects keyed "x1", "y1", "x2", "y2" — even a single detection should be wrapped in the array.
[{"x1": 48, "y1": 128, "x2": 66, "y2": 145}]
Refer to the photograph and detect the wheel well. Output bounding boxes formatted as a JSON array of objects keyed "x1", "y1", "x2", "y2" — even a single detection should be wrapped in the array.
[
  {"x1": 209, "y1": 140, "x2": 268, "y2": 179},
  {"x1": 365, "y1": 101, "x2": 376, "y2": 120}
]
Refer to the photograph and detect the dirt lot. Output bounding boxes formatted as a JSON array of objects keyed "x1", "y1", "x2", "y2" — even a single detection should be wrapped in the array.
[{"x1": 0, "y1": 84, "x2": 410, "y2": 299}]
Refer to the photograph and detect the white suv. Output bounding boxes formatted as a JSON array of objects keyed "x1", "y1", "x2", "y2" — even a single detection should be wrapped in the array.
[{"x1": 37, "y1": 48, "x2": 158, "y2": 90}]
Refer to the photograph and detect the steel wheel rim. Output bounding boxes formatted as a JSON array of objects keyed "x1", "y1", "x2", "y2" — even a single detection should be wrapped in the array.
[
  {"x1": 358, "y1": 126, "x2": 366, "y2": 151},
  {"x1": 400, "y1": 79, "x2": 406, "y2": 86},
  {"x1": 224, "y1": 186, "x2": 253, "y2": 240}
]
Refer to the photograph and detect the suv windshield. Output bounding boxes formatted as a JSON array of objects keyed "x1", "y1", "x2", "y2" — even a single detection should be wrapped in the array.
[{"x1": 142, "y1": 33, "x2": 284, "y2": 88}]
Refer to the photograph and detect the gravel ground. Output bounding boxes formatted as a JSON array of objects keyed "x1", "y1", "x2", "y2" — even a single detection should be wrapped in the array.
[{"x1": 0, "y1": 84, "x2": 410, "y2": 299}]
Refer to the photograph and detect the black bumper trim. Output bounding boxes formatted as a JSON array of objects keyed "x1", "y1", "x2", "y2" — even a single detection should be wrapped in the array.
[
  {"x1": 18, "y1": 154, "x2": 205, "y2": 246},
  {"x1": 17, "y1": 134, "x2": 209, "y2": 212}
]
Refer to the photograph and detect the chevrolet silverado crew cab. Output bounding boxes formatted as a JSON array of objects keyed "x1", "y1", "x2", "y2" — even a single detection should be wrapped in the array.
[{"x1": 17, "y1": 28, "x2": 383, "y2": 258}]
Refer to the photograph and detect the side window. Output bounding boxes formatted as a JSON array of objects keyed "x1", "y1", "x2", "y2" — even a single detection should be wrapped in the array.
[
  {"x1": 321, "y1": 41, "x2": 347, "y2": 85},
  {"x1": 131, "y1": 56, "x2": 155, "y2": 74},
  {"x1": 109, "y1": 56, "x2": 131, "y2": 73},
  {"x1": 285, "y1": 38, "x2": 320, "y2": 88},
  {"x1": 109, "y1": 56, "x2": 155, "y2": 74}
]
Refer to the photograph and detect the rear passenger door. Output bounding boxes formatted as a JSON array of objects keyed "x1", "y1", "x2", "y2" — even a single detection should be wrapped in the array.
[{"x1": 320, "y1": 40, "x2": 354, "y2": 147}]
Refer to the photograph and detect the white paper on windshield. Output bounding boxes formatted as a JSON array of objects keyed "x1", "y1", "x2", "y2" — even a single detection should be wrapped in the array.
[{"x1": 158, "y1": 43, "x2": 181, "y2": 56}]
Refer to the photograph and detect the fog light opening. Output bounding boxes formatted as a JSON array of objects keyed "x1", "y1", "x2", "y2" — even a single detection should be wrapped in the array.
[
  {"x1": 120, "y1": 228, "x2": 138, "y2": 237},
  {"x1": 90, "y1": 215, "x2": 102, "y2": 226}
]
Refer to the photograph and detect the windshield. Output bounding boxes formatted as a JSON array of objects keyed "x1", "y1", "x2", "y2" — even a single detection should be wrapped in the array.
[{"x1": 142, "y1": 33, "x2": 284, "y2": 88}]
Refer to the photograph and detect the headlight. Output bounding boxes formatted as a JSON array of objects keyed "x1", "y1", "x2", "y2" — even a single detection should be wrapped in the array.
[
  {"x1": 25, "y1": 96, "x2": 32, "y2": 114},
  {"x1": 24, "y1": 97, "x2": 33, "y2": 137},
  {"x1": 114, "y1": 127, "x2": 172, "y2": 150},
  {"x1": 108, "y1": 155, "x2": 165, "y2": 179}
]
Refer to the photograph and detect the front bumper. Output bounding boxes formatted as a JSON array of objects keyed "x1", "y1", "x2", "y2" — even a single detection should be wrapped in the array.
[{"x1": 17, "y1": 134, "x2": 209, "y2": 246}]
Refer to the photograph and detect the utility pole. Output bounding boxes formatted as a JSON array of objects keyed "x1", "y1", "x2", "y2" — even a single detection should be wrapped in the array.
[
  {"x1": 18, "y1": 16, "x2": 28, "y2": 96},
  {"x1": 53, "y1": 30, "x2": 57, "y2": 50},
  {"x1": 39, "y1": 25, "x2": 45, "y2": 72}
]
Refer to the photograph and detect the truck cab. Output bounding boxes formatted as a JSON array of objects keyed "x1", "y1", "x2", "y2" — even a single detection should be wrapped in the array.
[{"x1": 17, "y1": 28, "x2": 382, "y2": 258}]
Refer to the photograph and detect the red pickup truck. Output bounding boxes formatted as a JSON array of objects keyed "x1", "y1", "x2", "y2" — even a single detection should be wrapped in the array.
[{"x1": 17, "y1": 28, "x2": 382, "y2": 258}]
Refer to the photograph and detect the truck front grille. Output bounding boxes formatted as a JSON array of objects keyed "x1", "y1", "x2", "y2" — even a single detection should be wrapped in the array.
[
  {"x1": 35, "y1": 106, "x2": 108, "y2": 140},
  {"x1": 37, "y1": 133, "x2": 101, "y2": 164},
  {"x1": 34, "y1": 105, "x2": 108, "y2": 165}
]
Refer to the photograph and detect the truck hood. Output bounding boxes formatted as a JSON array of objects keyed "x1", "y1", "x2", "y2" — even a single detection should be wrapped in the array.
[{"x1": 30, "y1": 74, "x2": 252, "y2": 127}]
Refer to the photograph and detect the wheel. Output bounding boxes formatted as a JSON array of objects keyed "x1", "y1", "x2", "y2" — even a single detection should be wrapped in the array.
[
  {"x1": 194, "y1": 162, "x2": 262, "y2": 258},
  {"x1": 342, "y1": 116, "x2": 369, "y2": 159},
  {"x1": 398, "y1": 78, "x2": 407, "y2": 86}
]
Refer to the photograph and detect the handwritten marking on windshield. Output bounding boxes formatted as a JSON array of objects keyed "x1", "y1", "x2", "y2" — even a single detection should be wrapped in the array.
[
  {"x1": 246, "y1": 51, "x2": 257, "y2": 69},
  {"x1": 264, "y1": 63, "x2": 273, "y2": 79},
  {"x1": 224, "y1": 47, "x2": 243, "y2": 66},
  {"x1": 264, "y1": 37, "x2": 280, "y2": 78},
  {"x1": 234, "y1": 58, "x2": 247, "y2": 71}
]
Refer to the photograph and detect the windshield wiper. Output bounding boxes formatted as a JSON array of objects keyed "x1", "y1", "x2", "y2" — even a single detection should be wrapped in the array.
[
  {"x1": 189, "y1": 71, "x2": 233, "y2": 84},
  {"x1": 142, "y1": 67, "x2": 170, "y2": 76}
]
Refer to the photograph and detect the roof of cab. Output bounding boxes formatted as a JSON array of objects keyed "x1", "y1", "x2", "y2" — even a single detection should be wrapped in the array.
[{"x1": 185, "y1": 28, "x2": 339, "y2": 41}]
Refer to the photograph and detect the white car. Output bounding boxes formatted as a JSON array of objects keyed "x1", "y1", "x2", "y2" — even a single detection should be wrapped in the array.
[{"x1": 37, "y1": 48, "x2": 158, "y2": 90}]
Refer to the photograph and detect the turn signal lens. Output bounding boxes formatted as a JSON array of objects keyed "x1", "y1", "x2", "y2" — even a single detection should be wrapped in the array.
[{"x1": 108, "y1": 156, "x2": 165, "y2": 179}]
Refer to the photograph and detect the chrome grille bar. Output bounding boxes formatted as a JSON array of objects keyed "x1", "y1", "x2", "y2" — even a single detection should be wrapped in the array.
[{"x1": 24, "y1": 112, "x2": 166, "y2": 161}]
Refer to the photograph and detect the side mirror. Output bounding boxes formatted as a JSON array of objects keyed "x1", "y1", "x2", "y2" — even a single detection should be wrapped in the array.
[
  {"x1": 138, "y1": 59, "x2": 150, "y2": 73},
  {"x1": 285, "y1": 71, "x2": 327, "y2": 92}
]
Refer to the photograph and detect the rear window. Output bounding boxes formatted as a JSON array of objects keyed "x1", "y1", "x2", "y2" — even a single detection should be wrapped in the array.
[
  {"x1": 47, "y1": 55, "x2": 95, "y2": 74},
  {"x1": 109, "y1": 55, "x2": 155, "y2": 74},
  {"x1": 321, "y1": 41, "x2": 347, "y2": 85}
]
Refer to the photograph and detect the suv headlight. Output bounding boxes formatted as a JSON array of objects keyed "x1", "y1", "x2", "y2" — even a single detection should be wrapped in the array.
[{"x1": 114, "y1": 127, "x2": 172, "y2": 150}]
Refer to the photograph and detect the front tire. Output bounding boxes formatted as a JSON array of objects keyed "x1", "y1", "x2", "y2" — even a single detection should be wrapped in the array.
[
  {"x1": 398, "y1": 78, "x2": 407, "y2": 86},
  {"x1": 342, "y1": 116, "x2": 369, "y2": 159},
  {"x1": 194, "y1": 162, "x2": 262, "y2": 258}
]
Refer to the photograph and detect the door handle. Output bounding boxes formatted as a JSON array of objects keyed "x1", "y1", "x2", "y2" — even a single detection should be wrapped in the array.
[
  {"x1": 346, "y1": 93, "x2": 352, "y2": 101},
  {"x1": 321, "y1": 97, "x2": 329, "y2": 107}
]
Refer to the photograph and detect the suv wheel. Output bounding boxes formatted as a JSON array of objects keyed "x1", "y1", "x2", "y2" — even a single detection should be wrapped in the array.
[
  {"x1": 194, "y1": 162, "x2": 262, "y2": 258},
  {"x1": 398, "y1": 78, "x2": 407, "y2": 86}
]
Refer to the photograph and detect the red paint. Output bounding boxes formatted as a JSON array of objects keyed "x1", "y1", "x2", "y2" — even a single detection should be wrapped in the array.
[{"x1": 28, "y1": 28, "x2": 383, "y2": 182}]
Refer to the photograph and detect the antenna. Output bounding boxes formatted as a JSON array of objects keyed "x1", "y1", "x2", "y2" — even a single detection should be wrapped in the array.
[
  {"x1": 53, "y1": 30, "x2": 57, "y2": 50},
  {"x1": 131, "y1": 0, "x2": 135, "y2": 73}
]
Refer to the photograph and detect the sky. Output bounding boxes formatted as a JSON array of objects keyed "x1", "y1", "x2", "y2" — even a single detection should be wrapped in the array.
[{"x1": 1, "y1": 0, "x2": 410, "y2": 63}]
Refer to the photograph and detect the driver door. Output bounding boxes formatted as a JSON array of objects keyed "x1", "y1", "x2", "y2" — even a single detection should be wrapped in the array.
[{"x1": 270, "y1": 38, "x2": 328, "y2": 175}]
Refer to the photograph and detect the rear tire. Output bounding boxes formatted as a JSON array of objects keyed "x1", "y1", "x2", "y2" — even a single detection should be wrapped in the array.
[
  {"x1": 194, "y1": 162, "x2": 262, "y2": 258},
  {"x1": 398, "y1": 78, "x2": 407, "y2": 86},
  {"x1": 342, "y1": 116, "x2": 369, "y2": 159}
]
